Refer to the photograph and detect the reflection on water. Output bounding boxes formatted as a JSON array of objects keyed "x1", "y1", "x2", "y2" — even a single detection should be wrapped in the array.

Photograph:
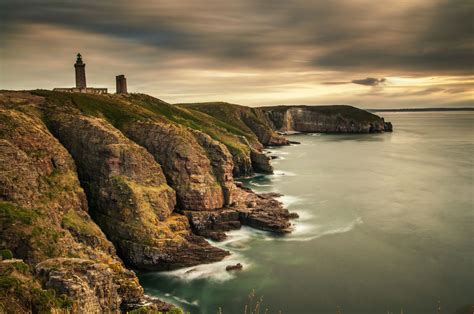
[{"x1": 139, "y1": 112, "x2": 474, "y2": 314}]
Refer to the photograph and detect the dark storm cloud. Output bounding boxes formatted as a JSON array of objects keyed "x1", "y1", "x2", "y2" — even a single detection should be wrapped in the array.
[
  {"x1": 1, "y1": 0, "x2": 473, "y2": 74},
  {"x1": 352, "y1": 78, "x2": 386, "y2": 86}
]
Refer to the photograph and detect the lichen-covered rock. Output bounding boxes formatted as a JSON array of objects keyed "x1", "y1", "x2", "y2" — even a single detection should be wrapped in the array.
[
  {"x1": 250, "y1": 149, "x2": 273, "y2": 174},
  {"x1": 190, "y1": 129, "x2": 236, "y2": 205},
  {"x1": 0, "y1": 99, "x2": 151, "y2": 311},
  {"x1": 261, "y1": 105, "x2": 392, "y2": 133},
  {"x1": 123, "y1": 121, "x2": 226, "y2": 211},
  {"x1": 47, "y1": 112, "x2": 228, "y2": 270},
  {"x1": 0, "y1": 108, "x2": 114, "y2": 264},
  {"x1": 0, "y1": 259, "x2": 73, "y2": 313},
  {"x1": 36, "y1": 258, "x2": 129, "y2": 313}
]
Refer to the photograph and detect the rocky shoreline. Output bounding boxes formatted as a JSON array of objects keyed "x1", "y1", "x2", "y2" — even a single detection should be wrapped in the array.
[{"x1": 0, "y1": 91, "x2": 391, "y2": 313}]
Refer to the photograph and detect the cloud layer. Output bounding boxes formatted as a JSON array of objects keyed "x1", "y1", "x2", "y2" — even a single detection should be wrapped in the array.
[{"x1": 1, "y1": 0, "x2": 473, "y2": 107}]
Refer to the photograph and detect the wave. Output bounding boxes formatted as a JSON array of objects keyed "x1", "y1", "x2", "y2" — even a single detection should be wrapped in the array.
[
  {"x1": 282, "y1": 217, "x2": 364, "y2": 242},
  {"x1": 158, "y1": 252, "x2": 251, "y2": 282},
  {"x1": 276, "y1": 194, "x2": 303, "y2": 207},
  {"x1": 157, "y1": 228, "x2": 266, "y2": 282},
  {"x1": 163, "y1": 294, "x2": 199, "y2": 307},
  {"x1": 250, "y1": 181, "x2": 272, "y2": 187},
  {"x1": 267, "y1": 150, "x2": 290, "y2": 155}
]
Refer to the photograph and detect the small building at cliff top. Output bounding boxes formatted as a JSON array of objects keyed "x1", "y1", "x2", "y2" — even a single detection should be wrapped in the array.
[{"x1": 53, "y1": 53, "x2": 108, "y2": 94}]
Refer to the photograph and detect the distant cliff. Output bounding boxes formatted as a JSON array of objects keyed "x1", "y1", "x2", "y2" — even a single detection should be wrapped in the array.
[{"x1": 260, "y1": 105, "x2": 393, "y2": 133}]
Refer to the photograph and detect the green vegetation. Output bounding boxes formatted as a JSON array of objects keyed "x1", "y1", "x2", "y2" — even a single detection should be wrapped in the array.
[
  {"x1": 0, "y1": 260, "x2": 73, "y2": 313},
  {"x1": 181, "y1": 102, "x2": 270, "y2": 147},
  {"x1": 0, "y1": 249, "x2": 13, "y2": 260},
  {"x1": 33, "y1": 90, "x2": 145, "y2": 127},
  {"x1": 61, "y1": 210, "x2": 98, "y2": 238},
  {"x1": 34, "y1": 91, "x2": 252, "y2": 167},
  {"x1": 131, "y1": 95, "x2": 252, "y2": 158},
  {"x1": 0, "y1": 201, "x2": 39, "y2": 225}
]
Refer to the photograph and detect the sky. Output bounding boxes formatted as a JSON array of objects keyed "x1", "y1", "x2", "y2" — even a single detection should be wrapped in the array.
[{"x1": 1, "y1": 0, "x2": 473, "y2": 108}]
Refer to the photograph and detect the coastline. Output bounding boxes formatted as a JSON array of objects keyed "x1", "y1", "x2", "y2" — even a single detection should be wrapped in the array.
[{"x1": 0, "y1": 91, "x2": 393, "y2": 313}]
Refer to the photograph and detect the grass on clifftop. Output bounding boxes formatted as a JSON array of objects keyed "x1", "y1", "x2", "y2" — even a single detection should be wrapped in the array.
[
  {"x1": 180, "y1": 102, "x2": 276, "y2": 147},
  {"x1": 33, "y1": 90, "x2": 251, "y2": 159}
]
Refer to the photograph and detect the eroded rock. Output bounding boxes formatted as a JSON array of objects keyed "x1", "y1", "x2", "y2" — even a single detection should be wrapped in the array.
[
  {"x1": 47, "y1": 113, "x2": 228, "y2": 270},
  {"x1": 123, "y1": 121, "x2": 226, "y2": 211}
]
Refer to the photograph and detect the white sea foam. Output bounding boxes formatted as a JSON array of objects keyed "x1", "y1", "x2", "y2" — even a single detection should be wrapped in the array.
[
  {"x1": 277, "y1": 194, "x2": 302, "y2": 207},
  {"x1": 159, "y1": 252, "x2": 251, "y2": 282},
  {"x1": 282, "y1": 217, "x2": 364, "y2": 242},
  {"x1": 273, "y1": 170, "x2": 296, "y2": 176},
  {"x1": 163, "y1": 294, "x2": 199, "y2": 306},
  {"x1": 250, "y1": 182, "x2": 272, "y2": 187},
  {"x1": 157, "y1": 228, "x2": 264, "y2": 282},
  {"x1": 268, "y1": 151, "x2": 290, "y2": 155}
]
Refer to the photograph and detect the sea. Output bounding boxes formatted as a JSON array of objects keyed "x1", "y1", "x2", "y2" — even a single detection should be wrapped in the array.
[{"x1": 139, "y1": 112, "x2": 474, "y2": 314}]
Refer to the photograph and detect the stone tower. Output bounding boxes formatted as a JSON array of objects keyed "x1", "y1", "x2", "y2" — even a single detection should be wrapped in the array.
[
  {"x1": 74, "y1": 53, "x2": 86, "y2": 89},
  {"x1": 116, "y1": 74, "x2": 127, "y2": 94}
]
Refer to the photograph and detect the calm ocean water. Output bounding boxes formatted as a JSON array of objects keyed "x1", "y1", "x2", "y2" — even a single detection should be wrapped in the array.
[{"x1": 139, "y1": 112, "x2": 474, "y2": 314}]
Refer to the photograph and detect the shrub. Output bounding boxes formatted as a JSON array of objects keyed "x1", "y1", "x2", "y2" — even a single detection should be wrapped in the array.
[{"x1": 0, "y1": 249, "x2": 13, "y2": 260}]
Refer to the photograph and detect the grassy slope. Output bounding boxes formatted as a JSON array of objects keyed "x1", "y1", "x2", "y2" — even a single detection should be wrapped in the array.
[
  {"x1": 33, "y1": 91, "x2": 251, "y2": 160},
  {"x1": 179, "y1": 102, "x2": 265, "y2": 147}
]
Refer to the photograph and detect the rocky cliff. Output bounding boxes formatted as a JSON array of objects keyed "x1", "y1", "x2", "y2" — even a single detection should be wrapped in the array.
[
  {"x1": 0, "y1": 91, "x2": 391, "y2": 313},
  {"x1": 260, "y1": 105, "x2": 393, "y2": 133},
  {"x1": 0, "y1": 91, "x2": 298, "y2": 313},
  {"x1": 180, "y1": 102, "x2": 290, "y2": 175},
  {"x1": 0, "y1": 95, "x2": 163, "y2": 312}
]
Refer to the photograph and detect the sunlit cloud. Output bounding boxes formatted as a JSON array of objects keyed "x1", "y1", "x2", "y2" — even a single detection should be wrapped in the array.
[{"x1": 0, "y1": 0, "x2": 473, "y2": 108}]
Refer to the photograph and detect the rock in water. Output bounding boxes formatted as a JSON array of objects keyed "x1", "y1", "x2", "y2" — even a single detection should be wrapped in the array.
[{"x1": 226, "y1": 263, "x2": 243, "y2": 271}]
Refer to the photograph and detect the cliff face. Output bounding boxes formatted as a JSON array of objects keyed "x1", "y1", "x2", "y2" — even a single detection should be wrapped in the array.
[
  {"x1": 180, "y1": 102, "x2": 290, "y2": 176},
  {"x1": 0, "y1": 91, "x2": 299, "y2": 313},
  {"x1": 0, "y1": 98, "x2": 156, "y2": 312},
  {"x1": 46, "y1": 112, "x2": 228, "y2": 271},
  {"x1": 261, "y1": 105, "x2": 393, "y2": 133},
  {"x1": 181, "y1": 102, "x2": 289, "y2": 148},
  {"x1": 0, "y1": 91, "x2": 394, "y2": 313},
  {"x1": 123, "y1": 121, "x2": 226, "y2": 211}
]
